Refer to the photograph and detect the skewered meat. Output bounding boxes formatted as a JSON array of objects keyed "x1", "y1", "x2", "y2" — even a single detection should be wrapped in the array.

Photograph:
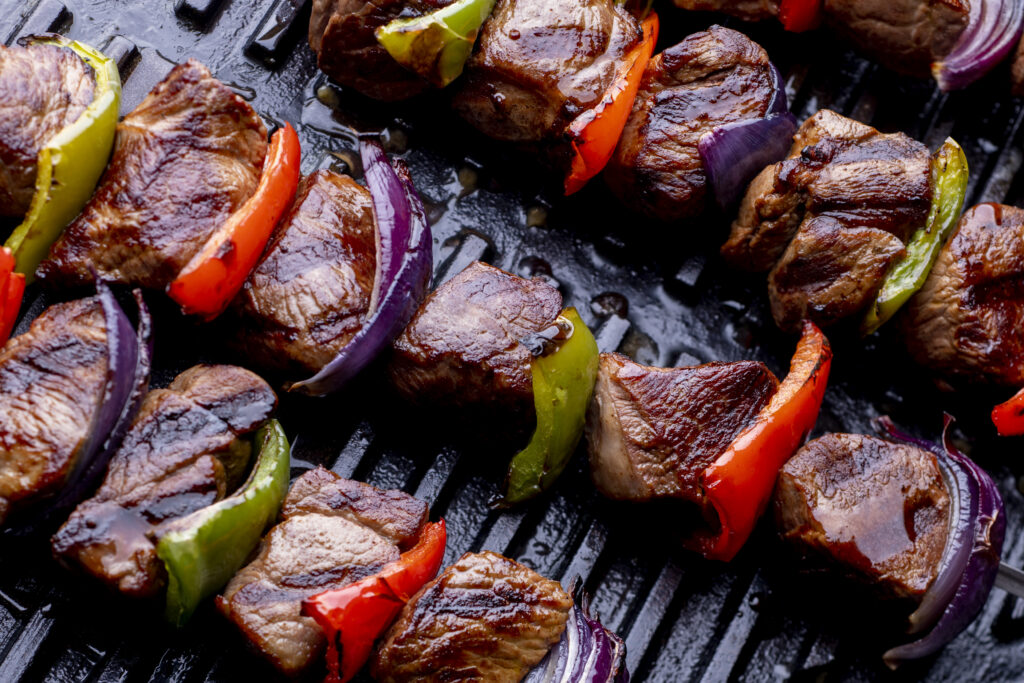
[
  {"x1": 605, "y1": 26, "x2": 779, "y2": 222},
  {"x1": 218, "y1": 467, "x2": 429, "y2": 676},
  {"x1": 0, "y1": 298, "x2": 108, "y2": 525},
  {"x1": 372, "y1": 550, "x2": 572, "y2": 682},
  {"x1": 671, "y1": 0, "x2": 779, "y2": 22},
  {"x1": 453, "y1": 0, "x2": 642, "y2": 148},
  {"x1": 389, "y1": 260, "x2": 562, "y2": 413},
  {"x1": 0, "y1": 43, "x2": 95, "y2": 218},
  {"x1": 52, "y1": 365, "x2": 276, "y2": 598},
  {"x1": 775, "y1": 433, "x2": 950, "y2": 601},
  {"x1": 903, "y1": 203, "x2": 1024, "y2": 386},
  {"x1": 37, "y1": 59, "x2": 267, "y2": 290},
  {"x1": 723, "y1": 109, "x2": 932, "y2": 331},
  {"x1": 231, "y1": 170, "x2": 376, "y2": 376},
  {"x1": 586, "y1": 353, "x2": 778, "y2": 502},
  {"x1": 1014, "y1": 35, "x2": 1024, "y2": 96},
  {"x1": 822, "y1": 0, "x2": 970, "y2": 78},
  {"x1": 309, "y1": 0, "x2": 453, "y2": 101}
]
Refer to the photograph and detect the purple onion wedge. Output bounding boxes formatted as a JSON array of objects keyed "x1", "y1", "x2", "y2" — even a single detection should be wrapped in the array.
[
  {"x1": 524, "y1": 577, "x2": 630, "y2": 683},
  {"x1": 288, "y1": 138, "x2": 433, "y2": 396},
  {"x1": 877, "y1": 415, "x2": 1005, "y2": 669},
  {"x1": 933, "y1": 0, "x2": 1024, "y2": 91},
  {"x1": 698, "y1": 62, "x2": 798, "y2": 210}
]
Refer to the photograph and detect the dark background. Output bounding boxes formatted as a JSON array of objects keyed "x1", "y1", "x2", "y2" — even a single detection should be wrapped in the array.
[{"x1": 1, "y1": 0, "x2": 1023, "y2": 680}]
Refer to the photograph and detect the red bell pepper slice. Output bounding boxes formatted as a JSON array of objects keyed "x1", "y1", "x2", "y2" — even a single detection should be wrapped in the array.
[
  {"x1": 689, "y1": 320, "x2": 832, "y2": 562},
  {"x1": 0, "y1": 248, "x2": 24, "y2": 346},
  {"x1": 993, "y1": 388, "x2": 1024, "y2": 436},
  {"x1": 302, "y1": 519, "x2": 447, "y2": 683},
  {"x1": 779, "y1": 0, "x2": 823, "y2": 32},
  {"x1": 167, "y1": 122, "x2": 301, "y2": 320},
  {"x1": 563, "y1": 11, "x2": 659, "y2": 196}
]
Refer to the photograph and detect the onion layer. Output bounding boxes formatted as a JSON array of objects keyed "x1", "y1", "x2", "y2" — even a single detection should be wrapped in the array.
[
  {"x1": 933, "y1": 0, "x2": 1024, "y2": 91},
  {"x1": 878, "y1": 415, "x2": 1005, "y2": 668},
  {"x1": 288, "y1": 138, "x2": 433, "y2": 396}
]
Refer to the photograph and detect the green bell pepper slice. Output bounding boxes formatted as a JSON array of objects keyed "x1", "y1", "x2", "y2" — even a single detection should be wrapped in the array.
[
  {"x1": 861, "y1": 138, "x2": 968, "y2": 336},
  {"x1": 503, "y1": 307, "x2": 599, "y2": 505},
  {"x1": 6, "y1": 35, "x2": 120, "y2": 281},
  {"x1": 375, "y1": 0, "x2": 496, "y2": 88},
  {"x1": 156, "y1": 419, "x2": 290, "y2": 627}
]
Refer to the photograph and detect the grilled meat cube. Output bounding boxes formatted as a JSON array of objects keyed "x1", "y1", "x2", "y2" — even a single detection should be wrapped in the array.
[
  {"x1": 231, "y1": 170, "x2": 376, "y2": 376},
  {"x1": 671, "y1": 0, "x2": 779, "y2": 21},
  {"x1": 453, "y1": 0, "x2": 642, "y2": 147},
  {"x1": 723, "y1": 109, "x2": 932, "y2": 330},
  {"x1": 903, "y1": 203, "x2": 1024, "y2": 386},
  {"x1": 0, "y1": 43, "x2": 95, "y2": 218},
  {"x1": 309, "y1": 0, "x2": 455, "y2": 101},
  {"x1": 52, "y1": 365, "x2": 275, "y2": 598},
  {"x1": 1013, "y1": 35, "x2": 1024, "y2": 96},
  {"x1": 38, "y1": 59, "x2": 267, "y2": 290},
  {"x1": 605, "y1": 26, "x2": 778, "y2": 222},
  {"x1": 390, "y1": 261, "x2": 562, "y2": 412},
  {"x1": 218, "y1": 467, "x2": 429, "y2": 676},
  {"x1": 372, "y1": 551, "x2": 572, "y2": 682},
  {"x1": 0, "y1": 298, "x2": 108, "y2": 525},
  {"x1": 775, "y1": 433, "x2": 951, "y2": 601},
  {"x1": 822, "y1": 0, "x2": 969, "y2": 78},
  {"x1": 587, "y1": 353, "x2": 778, "y2": 503}
]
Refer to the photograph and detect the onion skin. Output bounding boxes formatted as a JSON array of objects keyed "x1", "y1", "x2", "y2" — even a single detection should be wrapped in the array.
[
  {"x1": 288, "y1": 138, "x2": 433, "y2": 396},
  {"x1": 933, "y1": 0, "x2": 1024, "y2": 91},
  {"x1": 877, "y1": 415, "x2": 1005, "y2": 668}
]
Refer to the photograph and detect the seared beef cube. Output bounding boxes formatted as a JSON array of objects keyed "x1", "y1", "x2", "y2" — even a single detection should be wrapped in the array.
[
  {"x1": 605, "y1": 26, "x2": 778, "y2": 222},
  {"x1": 775, "y1": 433, "x2": 950, "y2": 601},
  {"x1": 671, "y1": 0, "x2": 779, "y2": 21},
  {"x1": 0, "y1": 43, "x2": 95, "y2": 217},
  {"x1": 218, "y1": 467, "x2": 429, "y2": 676},
  {"x1": 723, "y1": 110, "x2": 932, "y2": 330},
  {"x1": 587, "y1": 353, "x2": 777, "y2": 503},
  {"x1": 52, "y1": 365, "x2": 276, "y2": 598},
  {"x1": 903, "y1": 203, "x2": 1024, "y2": 386},
  {"x1": 453, "y1": 0, "x2": 642, "y2": 146},
  {"x1": 390, "y1": 261, "x2": 562, "y2": 412},
  {"x1": 372, "y1": 551, "x2": 572, "y2": 682},
  {"x1": 38, "y1": 60, "x2": 267, "y2": 290},
  {"x1": 232, "y1": 171, "x2": 376, "y2": 376},
  {"x1": 1013, "y1": 35, "x2": 1024, "y2": 96},
  {"x1": 0, "y1": 299, "x2": 109, "y2": 525},
  {"x1": 309, "y1": 0, "x2": 455, "y2": 101},
  {"x1": 822, "y1": 0, "x2": 969, "y2": 78}
]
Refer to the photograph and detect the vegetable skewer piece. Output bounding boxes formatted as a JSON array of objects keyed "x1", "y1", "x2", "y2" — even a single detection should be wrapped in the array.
[{"x1": 992, "y1": 387, "x2": 1024, "y2": 436}]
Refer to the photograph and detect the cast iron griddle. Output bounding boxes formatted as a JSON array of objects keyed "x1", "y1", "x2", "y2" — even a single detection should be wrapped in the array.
[{"x1": 1, "y1": 1, "x2": 1024, "y2": 681}]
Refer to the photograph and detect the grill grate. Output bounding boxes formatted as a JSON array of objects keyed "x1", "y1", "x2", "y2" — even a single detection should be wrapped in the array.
[{"x1": 3, "y1": 1, "x2": 1024, "y2": 681}]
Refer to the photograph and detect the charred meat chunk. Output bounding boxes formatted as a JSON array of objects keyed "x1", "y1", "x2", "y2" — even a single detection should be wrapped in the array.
[
  {"x1": 453, "y1": 0, "x2": 642, "y2": 147},
  {"x1": 232, "y1": 170, "x2": 376, "y2": 376},
  {"x1": 903, "y1": 203, "x2": 1024, "y2": 386},
  {"x1": 1013, "y1": 34, "x2": 1024, "y2": 96},
  {"x1": 671, "y1": 0, "x2": 779, "y2": 21},
  {"x1": 723, "y1": 109, "x2": 932, "y2": 331},
  {"x1": 0, "y1": 298, "x2": 108, "y2": 525},
  {"x1": 822, "y1": 0, "x2": 969, "y2": 78},
  {"x1": 587, "y1": 353, "x2": 778, "y2": 503},
  {"x1": 218, "y1": 467, "x2": 429, "y2": 676},
  {"x1": 605, "y1": 26, "x2": 778, "y2": 222},
  {"x1": 52, "y1": 365, "x2": 276, "y2": 598},
  {"x1": 372, "y1": 551, "x2": 572, "y2": 682},
  {"x1": 0, "y1": 42, "x2": 95, "y2": 218},
  {"x1": 38, "y1": 59, "x2": 267, "y2": 290},
  {"x1": 309, "y1": 0, "x2": 455, "y2": 101},
  {"x1": 390, "y1": 261, "x2": 562, "y2": 412},
  {"x1": 775, "y1": 433, "x2": 951, "y2": 601}
]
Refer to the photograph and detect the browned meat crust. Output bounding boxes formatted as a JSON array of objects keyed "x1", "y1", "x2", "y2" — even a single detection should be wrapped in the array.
[
  {"x1": 605, "y1": 26, "x2": 777, "y2": 222},
  {"x1": 232, "y1": 171, "x2": 376, "y2": 376},
  {"x1": 671, "y1": 0, "x2": 780, "y2": 22},
  {"x1": 52, "y1": 365, "x2": 276, "y2": 598},
  {"x1": 775, "y1": 433, "x2": 950, "y2": 601},
  {"x1": 38, "y1": 59, "x2": 267, "y2": 290},
  {"x1": 218, "y1": 467, "x2": 429, "y2": 676},
  {"x1": 903, "y1": 203, "x2": 1024, "y2": 386},
  {"x1": 1014, "y1": 35, "x2": 1024, "y2": 96},
  {"x1": 372, "y1": 551, "x2": 572, "y2": 682},
  {"x1": 0, "y1": 43, "x2": 95, "y2": 217}
]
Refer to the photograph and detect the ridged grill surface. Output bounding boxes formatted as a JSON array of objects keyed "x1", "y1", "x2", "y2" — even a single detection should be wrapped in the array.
[{"x1": 2, "y1": 1, "x2": 1024, "y2": 681}]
